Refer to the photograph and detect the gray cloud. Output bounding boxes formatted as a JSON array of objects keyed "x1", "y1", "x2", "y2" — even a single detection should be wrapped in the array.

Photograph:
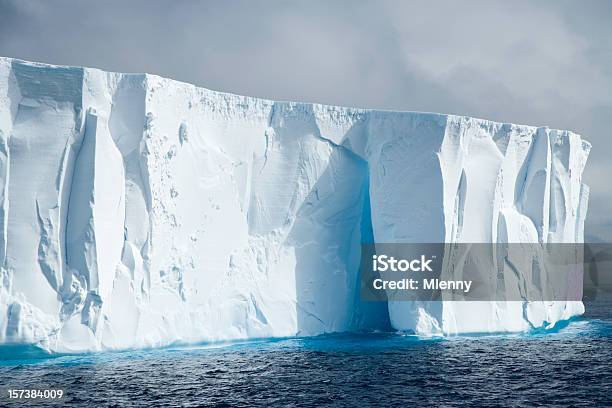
[{"x1": 0, "y1": 0, "x2": 610, "y2": 240}]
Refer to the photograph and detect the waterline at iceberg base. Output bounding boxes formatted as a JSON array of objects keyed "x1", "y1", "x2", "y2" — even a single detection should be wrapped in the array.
[{"x1": 0, "y1": 57, "x2": 590, "y2": 353}]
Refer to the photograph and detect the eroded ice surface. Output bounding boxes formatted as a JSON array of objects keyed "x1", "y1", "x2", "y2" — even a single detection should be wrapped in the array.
[{"x1": 0, "y1": 57, "x2": 590, "y2": 352}]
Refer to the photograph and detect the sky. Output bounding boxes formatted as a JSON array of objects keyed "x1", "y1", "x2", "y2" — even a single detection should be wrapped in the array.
[{"x1": 0, "y1": 0, "x2": 610, "y2": 241}]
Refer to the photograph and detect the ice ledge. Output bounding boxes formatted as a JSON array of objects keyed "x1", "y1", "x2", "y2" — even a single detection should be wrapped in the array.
[{"x1": 0, "y1": 56, "x2": 590, "y2": 143}]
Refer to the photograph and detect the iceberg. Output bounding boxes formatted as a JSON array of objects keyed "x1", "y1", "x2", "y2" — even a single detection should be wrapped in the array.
[{"x1": 0, "y1": 57, "x2": 590, "y2": 352}]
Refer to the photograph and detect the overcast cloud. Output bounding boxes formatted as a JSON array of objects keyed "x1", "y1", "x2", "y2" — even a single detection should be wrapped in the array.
[{"x1": 0, "y1": 0, "x2": 610, "y2": 240}]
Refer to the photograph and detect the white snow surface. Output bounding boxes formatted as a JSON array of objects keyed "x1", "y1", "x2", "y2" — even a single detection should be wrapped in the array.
[{"x1": 0, "y1": 57, "x2": 590, "y2": 352}]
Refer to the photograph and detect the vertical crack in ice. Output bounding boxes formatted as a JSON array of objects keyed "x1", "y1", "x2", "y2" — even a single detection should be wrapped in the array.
[
  {"x1": 35, "y1": 199, "x2": 60, "y2": 292},
  {"x1": 0, "y1": 131, "x2": 9, "y2": 269},
  {"x1": 259, "y1": 102, "x2": 277, "y2": 175}
]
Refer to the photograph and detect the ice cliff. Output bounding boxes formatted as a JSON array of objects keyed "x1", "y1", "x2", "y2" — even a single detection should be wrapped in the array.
[{"x1": 0, "y1": 58, "x2": 590, "y2": 352}]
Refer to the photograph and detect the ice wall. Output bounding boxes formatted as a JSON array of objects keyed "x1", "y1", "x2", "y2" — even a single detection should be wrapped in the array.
[
  {"x1": 368, "y1": 116, "x2": 590, "y2": 334},
  {"x1": 0, "y1": 57, "x2": 590, "y2": 352}
]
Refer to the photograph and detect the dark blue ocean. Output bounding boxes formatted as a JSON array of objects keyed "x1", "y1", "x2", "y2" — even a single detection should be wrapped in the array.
[{"x1": 1, "y1": 301, "x2": 610, "y2": 407}]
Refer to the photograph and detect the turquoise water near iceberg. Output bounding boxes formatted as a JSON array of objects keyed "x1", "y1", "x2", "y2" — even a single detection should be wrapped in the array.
[{"x1": 0, "y1": 301, "x2": 610, "y2": 407}]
